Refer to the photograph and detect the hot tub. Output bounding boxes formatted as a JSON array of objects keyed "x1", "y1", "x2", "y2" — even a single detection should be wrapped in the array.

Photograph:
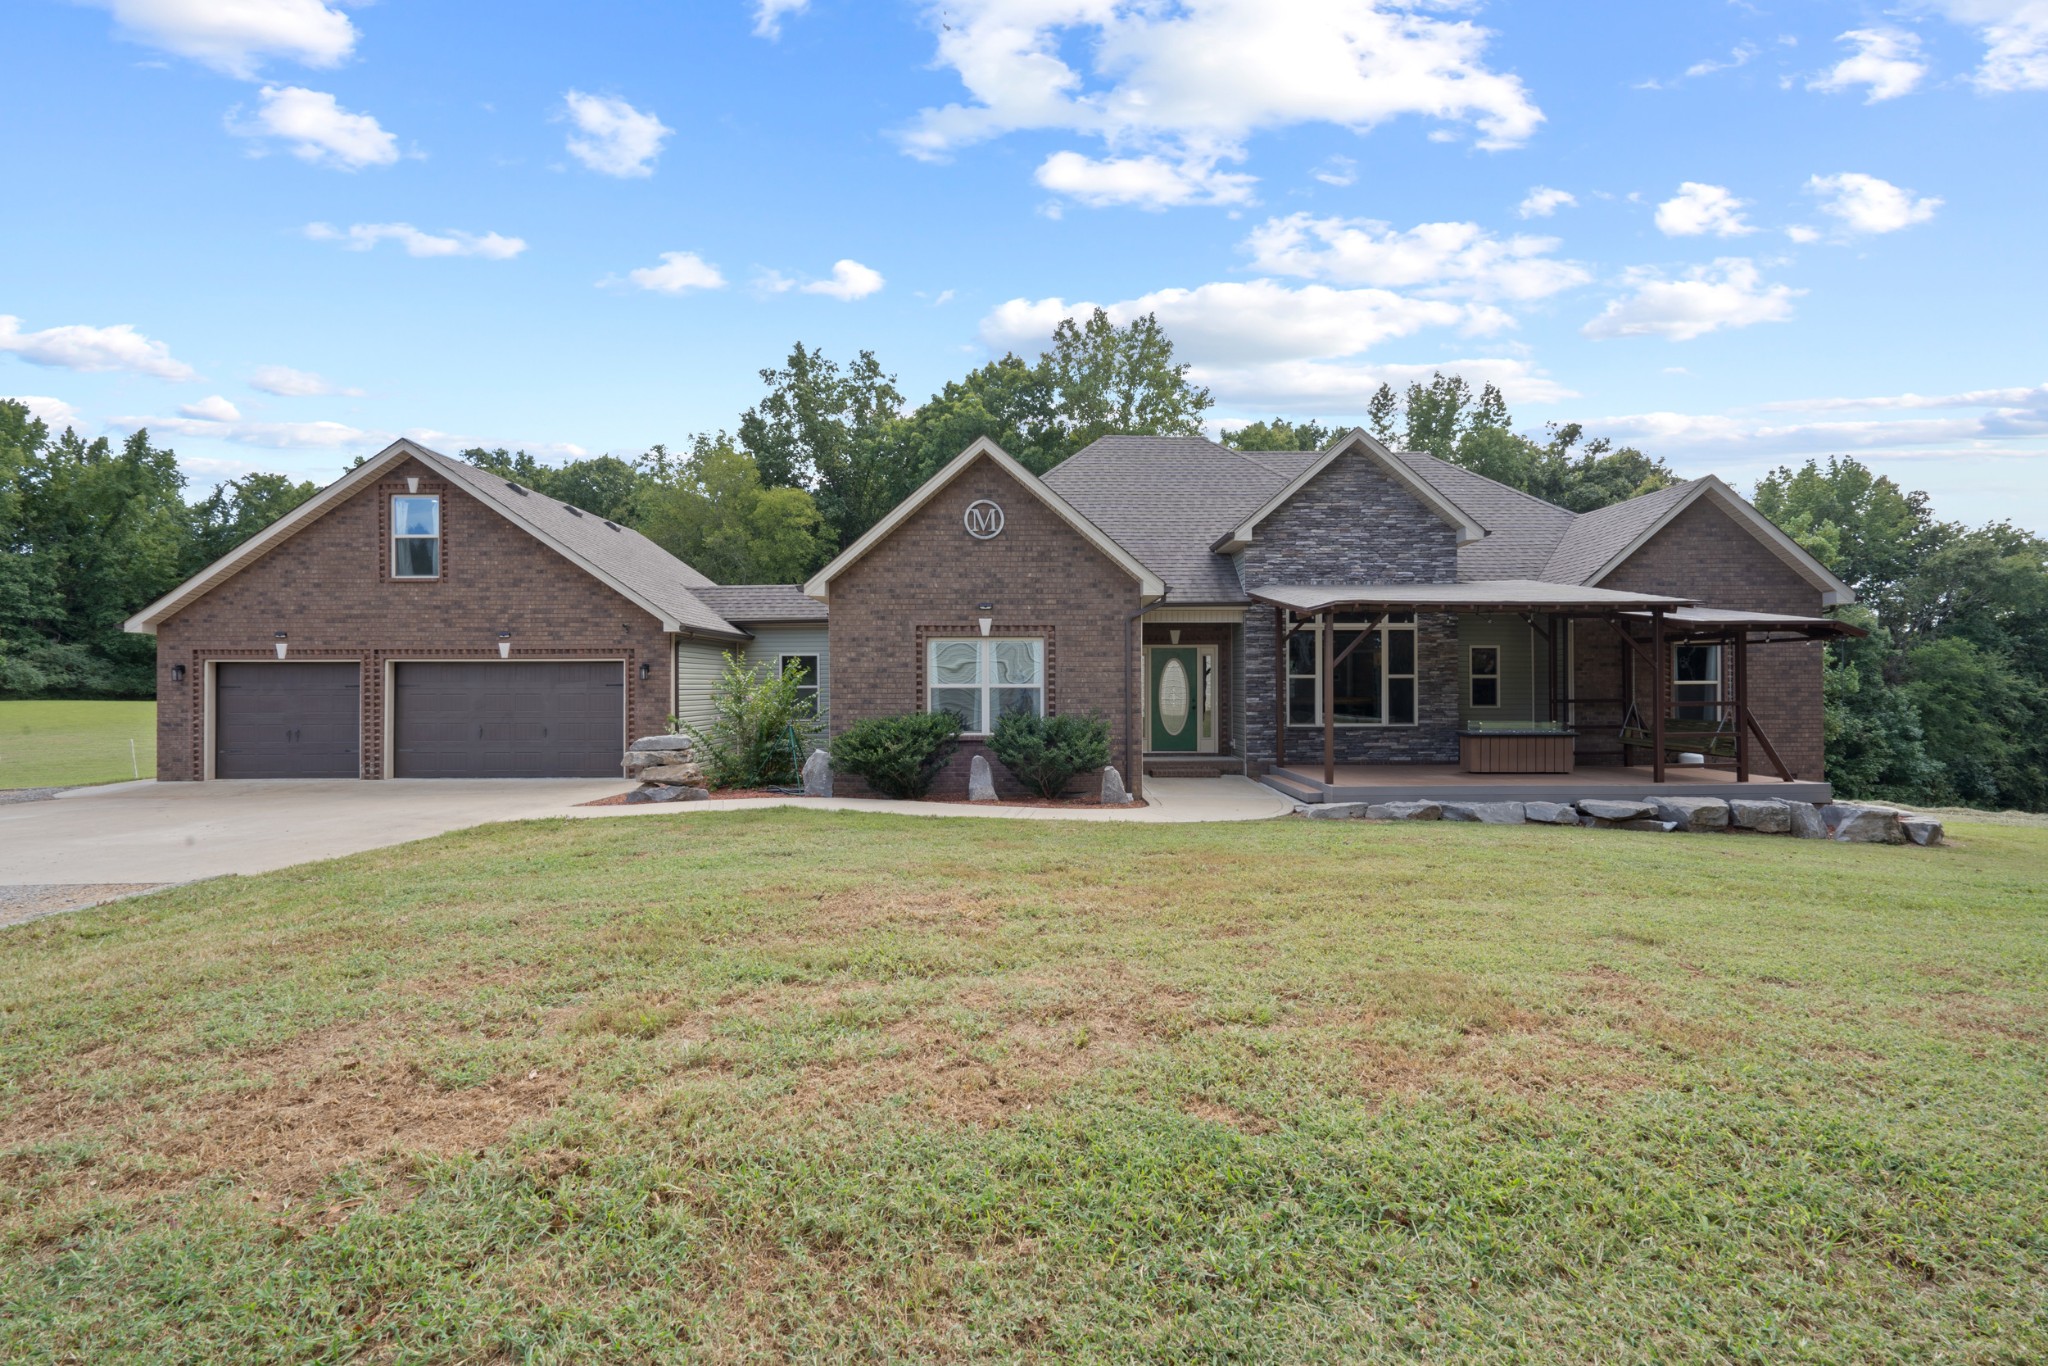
[{"x1": 1458, "y1": 722, "x2": 1576, "y2": 774}]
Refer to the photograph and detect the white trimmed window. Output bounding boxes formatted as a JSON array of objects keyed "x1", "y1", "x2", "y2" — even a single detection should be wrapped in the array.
[
  {"x1": 779, "y1": 654, "x2": 820, "y2": 715},
  {"x1": 928, "y1": 637, "x2": 1043, "y2": 735},
  {"x1": 1469, "y1": 646, "x2": 1501, "y2": 708},
  {"x1": 1285, "y1": 612, "x2": 1418, "y2": 727},
  {"x1": 391, "y1": 494, "x2": 440, "y2": 579},
  {"x1": 1674, "y1": 644, "x2": 1721, "y2": 722}
]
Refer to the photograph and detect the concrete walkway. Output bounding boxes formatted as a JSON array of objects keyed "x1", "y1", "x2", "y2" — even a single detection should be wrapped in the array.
[{"x1": 0, "y1": 775, "x2": 1294, "y2": 897}]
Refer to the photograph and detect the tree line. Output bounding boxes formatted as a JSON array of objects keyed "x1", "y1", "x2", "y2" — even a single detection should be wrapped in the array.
[{"x1": 3, "y1": 317, "x2": 2042, "y2": 809}]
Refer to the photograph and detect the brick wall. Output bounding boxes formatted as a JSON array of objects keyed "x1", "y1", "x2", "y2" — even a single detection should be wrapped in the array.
[
  {"x1": 825, "y1": 453, "x2": 1146, "y2": 798},
  {"x1": 1583, "y1": 495, "x2": 1827, "y2": 779},
  {"x1": 152, "y1": 457, "x2": 677, "y2": 780},
  {"x1": 1238, "y1": 451, "x2": 1462, "y2": 768}
]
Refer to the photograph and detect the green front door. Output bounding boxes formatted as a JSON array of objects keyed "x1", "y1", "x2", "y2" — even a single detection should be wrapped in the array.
[{"x1": 1149, "y1": 647, "x2": 1199, "y2": 752}]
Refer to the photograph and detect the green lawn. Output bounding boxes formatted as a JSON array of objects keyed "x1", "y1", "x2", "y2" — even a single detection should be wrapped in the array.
[
  {"x1": 0, "y1": 699, "x2": 156, "y2": 789},
  {"x1": 2, "y1": 811, "x2": 2044, "y2": 1361}
]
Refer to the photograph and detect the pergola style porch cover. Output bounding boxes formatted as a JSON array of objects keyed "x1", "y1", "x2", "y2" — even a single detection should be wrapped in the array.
[{"x1": 1247, "y1": 580, "x2": 1859, "y2": 787}]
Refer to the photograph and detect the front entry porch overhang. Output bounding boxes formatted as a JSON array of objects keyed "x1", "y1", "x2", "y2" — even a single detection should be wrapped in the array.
[{"x1": 1246, "y1": 581, "x2": 1858, "y2": 792}]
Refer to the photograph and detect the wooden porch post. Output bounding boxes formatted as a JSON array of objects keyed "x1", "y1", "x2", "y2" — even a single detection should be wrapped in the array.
[
  {"x1": 1321, "y1": 610, "x2": 1336, "y2": 786},
  {"x1": 1733, "y1": 630, "x2": 1751, "y2": 782},
  {"x1": 1650, "y1": 607, "x2": 1667, "y2": 784},
  {"x1": 1273, "y1": 606, "x2": 1286, "y2": 773},
  {"x1": 1619, "y1": 618, "x2": 1635, "y2": 767}
]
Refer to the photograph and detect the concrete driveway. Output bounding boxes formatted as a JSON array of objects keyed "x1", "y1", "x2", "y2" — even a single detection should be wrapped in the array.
[{"x1": 0, "y1": 778, "x2": 634, "y2": 886}]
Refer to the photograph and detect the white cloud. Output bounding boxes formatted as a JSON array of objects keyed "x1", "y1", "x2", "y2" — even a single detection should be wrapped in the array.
[
  {"x1": 1314, "y1": 155, "x2": 1357, "y2": 187},
  {"x1": 1809, "y1": 29, "x2": 1927, "y2": 102},
  {"x1": 1757, "y1": 381, "x2": 2048, "y2": 415},
  {"x1": 115, "y1": 414, "x2": 374, "y2": 449},
  {"x1": 250, "y1": 364, "x2": 361, "y2": 397},
  {"x1": 1034, "y1": 150, "x2": 1257, "y2": 208},
  {"x1": 903, "y1": 0, "x2": 1543, "y2": 200},
  {"x1": 228, "y1": 86, "x2": 400, "y2": 170},
  {"x1": 82, "y1": 0, "x2": 356, "y2": 79},
  {"x1": 305, "y1": 222, "x2": 528, "y2": 259},
  {"x1": 401, "y1": 429, "x2": 589, "y2": 462},
  {"x1": 622, "y1": 251, "x2": 728, "y2": 294},
  {"x1": 1517, "y1": 186, "x2": 1576, "y2": 219},
  {"x1": 1242, "y1": 214, "x2": 1591, "y2": 301},
  {"x1": 561, "y1": 91, "x2": 672, "y2": 178},
  {"x1": 1583, "y1": 258, "x2": 1802, "y2": 342},
  {"x1": 753, "y1": 0, "x2": 809, "y2": 39},
  {"x1": 4, "y1": 396, "x2": 80, "y2": 430},
  {"x1": 1785, "y1": 224, "x2": 1823, "y2": 244},
  {"x1": 1806, "y1": 172, "x2": 1943, "y2": 234},
  {"x1": 1653, "y1": 182, "x2": 1756, "y2": 237},
  {"x1": 0, "y1": 315, "x2": 196, "y2": 380},
  {"x1": 1201, "y1": 357, "x2": 1577, "y2": 413},
  {"x1": 179, "y1": 395, "x2": 242, "y2": 421},
  {"x1": 1918, "y1": 1, "x2": 2048, "y2": 91},
  {"x1": 802, "y1": 259, "x2": 887, "y2": 301}
]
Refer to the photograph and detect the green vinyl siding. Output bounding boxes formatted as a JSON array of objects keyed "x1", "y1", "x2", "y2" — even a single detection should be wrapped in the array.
[
  {"x1": 1457, "y1": 615, "x2": 1542, "y2": 724},
  {"x1": 673, "y1": 638, "x2": 733, "y2": 735},
  {"x1": 740, "y1": 625, "x2": 830, "y2": 723}
]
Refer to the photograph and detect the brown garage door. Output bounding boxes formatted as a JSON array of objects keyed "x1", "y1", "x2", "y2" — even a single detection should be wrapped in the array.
[
  {"x1": 392, "y1": 661, "x2": 624, "y2": 778},
  {"x1": 215, "y1": 662, "x2": 362, "y2": 779}
]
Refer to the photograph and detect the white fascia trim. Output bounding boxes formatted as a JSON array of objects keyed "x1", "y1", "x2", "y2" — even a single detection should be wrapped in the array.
[
  {"x1": 1588, "y1": 476, "x2": 1855, "y2": 606},
  {"x1": 124, "y1": 439, "x2": 427, "y2": 634},
  {"x1": 802, "y1": 436, "x2": 1165, "y2": 601},
  {"x1": 1212, "y1": 428, "x2": 1485, "y2": 553}
]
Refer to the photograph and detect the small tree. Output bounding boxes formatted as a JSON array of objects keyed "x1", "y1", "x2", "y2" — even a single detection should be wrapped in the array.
[
  {"x1": 830, "y1": 712, "x2": 963, "y2": 799},
  {"x1": 990, "y1": 712, "x2": 1112, "y2": 799},
  {"x1": 682, "y1": 653, "x2": 821, "y2": 789}
]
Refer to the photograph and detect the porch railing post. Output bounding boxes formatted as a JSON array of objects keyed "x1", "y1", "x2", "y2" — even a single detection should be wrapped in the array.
[
  {"x1": 1273, "y1": 606, "x2": 1286, "y2": 773},
  {"x1": 1321, "y1": 610, "x2": 1336, "y2": 786},
  {"x1": 1651, "y1": 607, "x2": 1667, "y2": 784}
]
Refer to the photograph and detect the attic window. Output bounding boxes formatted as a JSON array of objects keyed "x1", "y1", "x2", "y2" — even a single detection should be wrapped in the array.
[{"x1": 391, "y1": 494, "x2": 440, "y2": 579}]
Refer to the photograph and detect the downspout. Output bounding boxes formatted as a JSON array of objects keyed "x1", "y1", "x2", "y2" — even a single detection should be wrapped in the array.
[{"x1": 1123, "y1": 589, "x2": 1170, "y2": 787}]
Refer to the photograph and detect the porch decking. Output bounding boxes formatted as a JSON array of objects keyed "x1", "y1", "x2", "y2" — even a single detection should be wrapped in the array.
[{"x1": 1262, "y1": 763, "x2": 1831, "y2": 806}]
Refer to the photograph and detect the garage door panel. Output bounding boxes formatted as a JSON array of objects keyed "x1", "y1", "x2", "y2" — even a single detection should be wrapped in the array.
[
  {"x1": 392, "y1": 662, "x2": 624, "y2": 778},
  {"x1": 215, "y1": 662, "x2": 361, "y2": 779}
]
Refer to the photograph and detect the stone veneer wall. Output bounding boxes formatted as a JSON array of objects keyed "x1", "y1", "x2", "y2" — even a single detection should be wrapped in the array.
[
  {"x1": 1584, "y1": 496, "x2": 1828, "y2": 780},
  {"x1": 152, "y1": 457, "x2": 678, "y2": 780},
  {"x1": 824, "y1": 453, "x2": 1146, "y2": 798},
  {"x1": 1237, "y1": 450, "x2": 1463, "y2": 769}
]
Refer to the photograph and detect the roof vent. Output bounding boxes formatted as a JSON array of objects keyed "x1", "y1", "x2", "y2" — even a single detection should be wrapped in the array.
[
  {"x1": 506, "y1": 481, "x2": 528, "y2": 495},
  {"x1": 565, "y1": 505, "x2": 583, "y2": 517},
  {"x1": 603, "y1": 519, "x2": 620, "y2": 531}
]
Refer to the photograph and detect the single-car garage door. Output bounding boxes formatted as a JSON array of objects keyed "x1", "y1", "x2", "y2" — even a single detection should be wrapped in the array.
[
  {"x1": 215, "y1": 662, "x2": 362, "y2": 779},
  {"x1": 392, "y1": 661, "x2": 624, "y2": 778}
]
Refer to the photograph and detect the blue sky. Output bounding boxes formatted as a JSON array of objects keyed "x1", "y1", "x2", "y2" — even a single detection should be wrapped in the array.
[{"x1": 3, "y1": 0, "x2": 2044, "y2": 529}]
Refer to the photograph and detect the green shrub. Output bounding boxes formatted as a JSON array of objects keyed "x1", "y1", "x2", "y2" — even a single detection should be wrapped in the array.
[
  {"x1": 681, "y1": 653, "x2": 822, "y2": 789},
  {"x1": 990, "y1": 712, "x2": 1113, "y2": 799},
  {"x1": 830, "y1": 712, "x2": 963, "y2": 799}
]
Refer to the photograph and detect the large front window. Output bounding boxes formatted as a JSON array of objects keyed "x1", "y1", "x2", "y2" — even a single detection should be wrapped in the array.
[
  {"x1": 1286, "y1": 613, "x2": 1418, "y2": 727},
  {"x1": 391, "y1": 494, "x2": 440, "y2": 579},
  {"x1": 928, "y1": 637, "x2": 1043, "y2": 734},
  {"x1": 1673, "y1": 644, "x2": 1721, "y2": 722}
]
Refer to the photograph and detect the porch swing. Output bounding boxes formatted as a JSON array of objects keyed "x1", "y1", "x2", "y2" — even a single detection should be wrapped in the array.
[{"x1": 1617, "y1": 698, "x2": 1740, "y2": 761}]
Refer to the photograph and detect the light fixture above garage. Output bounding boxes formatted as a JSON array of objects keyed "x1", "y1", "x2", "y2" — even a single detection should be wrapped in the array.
[
  {"x1": 638, "y1": 661, "x2": 651, "y2": 681},
  {"x1": 497, "y1": 629, "x2": 512, "y2": 660},
  {"x1": 273, "y1": 630, "x2": 288, "y2": 660},
  {"x1": 171, "y1": 663, "x2": 185, "y2": 683}
]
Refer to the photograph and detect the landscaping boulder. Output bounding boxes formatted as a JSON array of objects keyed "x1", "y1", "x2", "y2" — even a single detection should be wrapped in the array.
[
  {"x1": 1578, "y1": 799, "x2": 1657, "y2": 825},
  {"x1": 1650, "y1": 796, "x2": 1731, "y2": 833},
  {"x1": 1439, "y1": 801, "x2": 1527, "y2": 825},
  {"x1": 1365, "y1": 800, "x2": 1442, "y2": 821},
  {"x1": 1727, "y1": 798, "x2": 1792, "y2": 834},
  {"x1": 1100, "y1": 766, "x2": 1133, "y2": 805},
  {"x1": 1902, "y1": 816, "x2": 1945, "y2": 846},
  {"x1": 968, "y1": 754, "x2": 998, "y2": 802},
  {"x1": 802, "y1": 748, "x2": 832, "y2": 798},
  {"x1": 621, "y1": 750, "x2": 663, "y2": 776},
  {"x1": 1301, "y1": 802, "x2": 1372, "y2": 819},
  {"x1": 637, "y1": 762, "x2": 706, "y2": 786},
  {"x1": 624, "y1": 784, "x2": 709, "y2": 804},
  {"x1": 1616, "y1": 819, "x2": 1679, "y2": 833},
  {"x1": 1522, "y1": 800, "x2": 1580, "y2": 826},
  {"x1": 628, "y1": 734, "x2": 695, "y2": 753},
  {"x1": 1788, "y1": 803, "x2": 1828, "y2": 839},
  {"x1": 1825, "y1": 804, "x2": 1906, "y2": 844}
]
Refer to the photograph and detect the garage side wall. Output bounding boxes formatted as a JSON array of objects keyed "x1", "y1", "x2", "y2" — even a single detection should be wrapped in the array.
[{"x1": 153, "y1": 456, "x2": 674, "y2": 779}]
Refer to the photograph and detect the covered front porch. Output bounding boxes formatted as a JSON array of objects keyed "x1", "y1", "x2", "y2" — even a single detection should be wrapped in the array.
[{"x1": 1243, "y1": 582, "x2": 1861, "y2": 804}]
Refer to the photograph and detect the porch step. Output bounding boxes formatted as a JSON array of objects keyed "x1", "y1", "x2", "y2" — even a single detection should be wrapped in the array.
[
  {"x1": 1258, "y1": 770, "x2": 1324, "y2": 804},
  {"x1": 1142, "y1": 755, "x2": 1245, "y2": 779}
]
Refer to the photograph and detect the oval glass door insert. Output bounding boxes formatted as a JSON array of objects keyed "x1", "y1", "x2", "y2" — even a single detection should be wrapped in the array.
[{"x1": 1158, "y1": 658, "x2": 1191, "y2": 735}]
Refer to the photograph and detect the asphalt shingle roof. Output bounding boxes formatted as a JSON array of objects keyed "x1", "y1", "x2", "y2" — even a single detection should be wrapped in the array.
[
  {"x1": 1386, "y1": 451, "x2": 1577, "y2": 581},
  {"x1": 1540, "y1": 479, "x2": 1702, "y2": 585},
  {"x1": 692, "y1": 584, "x2": 829, "y2": 623}
]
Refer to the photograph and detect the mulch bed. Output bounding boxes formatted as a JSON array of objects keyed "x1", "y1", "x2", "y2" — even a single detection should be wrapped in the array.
[{"x1": 580, "y1": 789, "x2": 1146, "y2": 809}]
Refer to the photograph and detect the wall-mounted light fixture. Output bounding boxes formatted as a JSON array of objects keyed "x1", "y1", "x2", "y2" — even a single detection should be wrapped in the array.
[
  {"x1": 171, "y1": 663, "x2": 186, "y2": 684},
  {"x1": 497, "y1": 629, "x2": 512, "y2": 660},
  {"x1": 273, "y1": 630, "x2": 288, "y2": 660},
  {"x1": 976, "y1": 602, "x2": 994, "y2": 612},
  {"x1": 638, "y1": 661, "x2": 651, "y2": 682}
]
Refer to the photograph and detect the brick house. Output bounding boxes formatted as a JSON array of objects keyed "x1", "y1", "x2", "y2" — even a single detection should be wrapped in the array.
[{"x1": 133, "y1": 430, "x2": 1855, "y2": 801}]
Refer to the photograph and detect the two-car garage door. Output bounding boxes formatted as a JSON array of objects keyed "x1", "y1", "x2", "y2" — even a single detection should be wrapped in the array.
[{"x1": 213, "y1": 660, "x2": 623, "y2": 779}]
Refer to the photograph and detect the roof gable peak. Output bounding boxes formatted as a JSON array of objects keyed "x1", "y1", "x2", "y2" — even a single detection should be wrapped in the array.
[{"x1": 1211, "y1": 429, "x2": 1485, "y2": 553}]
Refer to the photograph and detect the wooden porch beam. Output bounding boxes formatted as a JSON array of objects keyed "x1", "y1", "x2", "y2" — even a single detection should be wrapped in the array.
[
  {"x1": 1651, "y1": 607, "x2": 1667, "y2": 784},
  {"x1": 1321, "y1": 611, "x2": 1336, "y2": 786},
  {"x1": 1743, "y1": 707, "x2": 1794, "y2": 783},
  {"x1": 1733, "y1": 630, "x2": 1751, "y2": 783},
  {"x1": 1273, "y1": 606, "x2": 1286, "y2": 775}
]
